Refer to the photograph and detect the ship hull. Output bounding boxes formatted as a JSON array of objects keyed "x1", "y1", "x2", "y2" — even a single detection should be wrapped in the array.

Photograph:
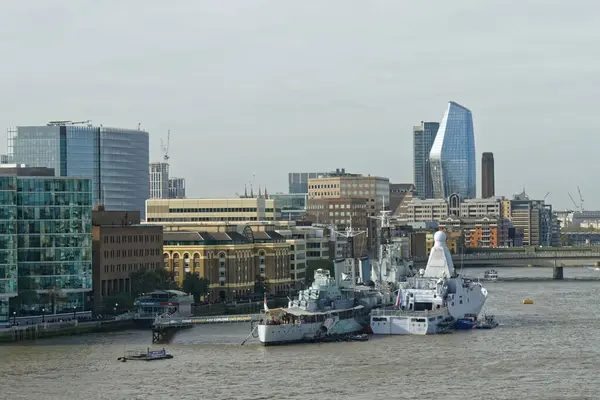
[
  {"x1": 258, "y1": 317, "x2": 363, "y2": 345},
  {"x1": 370, "y1": 309, "x2": 452, "y2": 335}
]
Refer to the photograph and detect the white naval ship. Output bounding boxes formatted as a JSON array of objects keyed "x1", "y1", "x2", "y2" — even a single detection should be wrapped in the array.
[
  {"x1": 253, "y1": 268, "x2": 367, "y2": 345},
  {"x1": 370, "y1": 231, "x2": 488, "y2": 335}
]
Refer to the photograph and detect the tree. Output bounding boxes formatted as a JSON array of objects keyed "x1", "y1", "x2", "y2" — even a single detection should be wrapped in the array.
[
  {"x1": 130, "y1": 268, "x2": 177, "y2": 297},
  {"x1": 181, "y1": 272, "x2": 209, "y2": 303},
  {"x1": 9, "y1": 276, "x2": 38, "y2": 314},
  {"x1": 254, "y1": 275, "x2": 267, "y2": 295},
  {"x1": 305, "y1": 259, "x2": 334, "y2": 284},
  {"x1": 102, "y1": 292, "x2": 134, "y2": 314},
  {"x1": 47, "y1": 287, "x2": 66, "y2": 315}
]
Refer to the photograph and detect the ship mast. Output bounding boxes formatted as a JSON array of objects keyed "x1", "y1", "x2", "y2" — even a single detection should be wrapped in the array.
[{"x1": 332, "y1": 218, "x2": 367, "y2": 286}]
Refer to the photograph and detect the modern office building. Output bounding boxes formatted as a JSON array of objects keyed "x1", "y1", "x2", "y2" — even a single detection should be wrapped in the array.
[
  {"x1": 389, "y1": 183, "x2": 415, "y2": 215},
  {"x1": 168, "y1": 177, "x2": 186, "y2": 199},
  {"x1": 429, "y1": 102, "x2": 476, "y2": 200},
  {"x1": 288, "y1": 171, "x2": 330, "y2": 194},
  {"x1": 307, "y1": 170, "x2": 389, "y2": 251},
  {"x1": 145, "y1": 197, "x2": 281, "y2": 224},
  {"x1": 9, "y1": 122, "x2": 149, "y2": 218},
  {"x1": 270, "y1": 193, "x2": 307, "y2": 220},
  {"x1": 0, "y1": 154, "x2": 8, "y2": 164},
  {"x1": 149, "y1": 162, "x2": 169, "y2": 199},
  {"x1": 0, "y1": 165, "x2": 92, "y2": 325},
  {"x1": 504, "y1": 191, "x2": 558, "y2": 247},
  {"x1": 91, "y1": 206, "x2": 163, "y2": 313},
  {"x1": 481, "y1": 152, "x2": 495, "y2": 198},
  {"x1": 413, "y1": 122, "x2": 439, "y2": 199}
]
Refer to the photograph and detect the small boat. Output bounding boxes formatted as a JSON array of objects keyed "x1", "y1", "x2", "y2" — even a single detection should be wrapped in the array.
[
  {"x1": 484, "y1": 269, "x2": 498, "y2": 281},
  {"x1": 476, "y1": 315, "x2": 498, "y2": 329},
  {"x1": 455, "y1": 318, "x2": 477, "y2": 330},
  {"x1": 118, "y1": 348, "x2": 173, "y2": 362},
  {"x1": 344, "y1": 333, "x2": 369, "y2": 342}
]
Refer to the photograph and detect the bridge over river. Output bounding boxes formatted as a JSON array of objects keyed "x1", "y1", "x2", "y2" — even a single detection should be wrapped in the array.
[{"x1": 414, "y1": 250, "x2": 600, "y2": 267}]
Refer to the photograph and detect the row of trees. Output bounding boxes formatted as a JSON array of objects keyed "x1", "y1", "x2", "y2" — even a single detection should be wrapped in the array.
[
  {"x1": 102, "y1": 269, "x2": 210, "y2": 313},
  {"x1": 11, "y1": 260, "x2": 334, "y2": 315}
]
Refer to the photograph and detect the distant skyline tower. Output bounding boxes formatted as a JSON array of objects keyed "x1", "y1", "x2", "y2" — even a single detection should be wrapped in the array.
[
  {"x1": 149, "y1": 162, "x2": 169, "y2": 199},
  {"x1": 481, "y1": 152, "x2": 495, "y2": 198},
  {"x1": 430, "y1": 101, "x2": 476, "y2": 200},
  {"x1": 413, "y1": 121, "x2": 439, "y2": 199}
]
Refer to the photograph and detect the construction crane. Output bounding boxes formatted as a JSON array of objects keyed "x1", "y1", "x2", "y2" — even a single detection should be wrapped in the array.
[
  {"x1": 47, "y1": 120, "x2": 92, "y2": 126},
  {"x1": 543, "y1": 192, "x2": 550, "y2": 201},
  {"x1": 160, "y1": 130, "x2": 171, "y2": 162},
  {"x1": 568, "y1": 193, "x2": 579, "y2": 212},
  {"x1": 577, "y1": 186, "x2": 584, "y2": 212}
]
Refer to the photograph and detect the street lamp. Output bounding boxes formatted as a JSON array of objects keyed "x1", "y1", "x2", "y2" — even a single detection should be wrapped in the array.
[
  {"x1": 13, "y1": 311, "x2": 16, "y2": 325},
  {"x1": 73, "y1": 306, "x2": 76, "y2": 320},
  {"x1": 42, "y1": 308, "x2": 46, "y2": 323},
  {"x1": 114, "y1": 303, "x2": 118, "y2": 314}
]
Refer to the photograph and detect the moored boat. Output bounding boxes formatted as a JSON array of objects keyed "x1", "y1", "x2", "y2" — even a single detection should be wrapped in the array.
[
  {"x1": 253, "y1": 269, "x2": 367, "y2": 346},
  {"x1": 369, "y1": 231, "x2": 488, "y2": 335}
]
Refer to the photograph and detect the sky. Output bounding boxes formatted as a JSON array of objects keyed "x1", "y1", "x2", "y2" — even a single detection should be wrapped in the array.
[{"x1": 0, "y1": 0, "x2": 598, "y2": 210}]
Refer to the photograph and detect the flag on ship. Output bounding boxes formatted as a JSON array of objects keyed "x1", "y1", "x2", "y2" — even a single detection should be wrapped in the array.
[
  {"x1": 263, "y1": 293, "x2": 269, "y2": 312},
  {"x1": 396, "y1": 289, "x2": 403, "y2": 308}
]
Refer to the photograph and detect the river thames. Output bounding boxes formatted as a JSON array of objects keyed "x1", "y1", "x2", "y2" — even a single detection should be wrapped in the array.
[{"x1": 1, "y1": 267, "x2": 600, "y2": 400}]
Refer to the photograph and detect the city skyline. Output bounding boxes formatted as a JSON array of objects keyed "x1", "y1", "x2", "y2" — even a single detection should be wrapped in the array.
[{"x1": 0, "y1": 1, "x2": 598, "y2": 210}]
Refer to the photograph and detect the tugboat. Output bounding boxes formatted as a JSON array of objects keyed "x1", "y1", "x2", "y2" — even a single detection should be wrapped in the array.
[{"x1": 370, "y1": 231, "x2": 488, "y2": 335}]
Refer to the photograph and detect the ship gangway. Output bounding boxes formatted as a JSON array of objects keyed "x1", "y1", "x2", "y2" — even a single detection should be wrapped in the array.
[{"x1": 151, "y1": 313, "x2": 260, "y2": 343}]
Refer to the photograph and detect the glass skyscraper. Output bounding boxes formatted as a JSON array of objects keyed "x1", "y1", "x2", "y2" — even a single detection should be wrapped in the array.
[
  {"x1": 0, "y1": 166, "x2": 92, "y2": 324},
  {"x1": 413, "y1": 122, "x2": 439, "y2": 199},
  {"x1": 11, "y1": 124, "x2": 149, "y2": 218},
  {"x1": 429, "y1": 102, "x2": 476, "y2": 200}
]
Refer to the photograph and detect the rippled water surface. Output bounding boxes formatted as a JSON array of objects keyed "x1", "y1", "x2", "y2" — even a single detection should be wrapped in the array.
[{"x1": 2, "y1": 267, "x2": 600, "y2": 400}]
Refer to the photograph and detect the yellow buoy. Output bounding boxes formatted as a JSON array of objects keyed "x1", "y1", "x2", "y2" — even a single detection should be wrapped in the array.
[{"x1": 522, "y1": 299, "x2": 534, "y2": 305}]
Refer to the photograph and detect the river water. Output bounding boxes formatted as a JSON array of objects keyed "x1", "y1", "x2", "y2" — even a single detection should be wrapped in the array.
[{"x1": 2, "y1": 267, "x2": 600, "y2": 400}]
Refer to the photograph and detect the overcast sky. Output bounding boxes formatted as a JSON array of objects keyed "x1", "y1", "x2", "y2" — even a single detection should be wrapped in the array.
[{"x1": 0, "y1": 0, "x2": 598, "y2": 210}]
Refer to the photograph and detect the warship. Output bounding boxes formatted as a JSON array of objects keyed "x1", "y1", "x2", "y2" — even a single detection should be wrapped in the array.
[{"x1": 370, "y1": 231, "x2": 488, "y2": 335}]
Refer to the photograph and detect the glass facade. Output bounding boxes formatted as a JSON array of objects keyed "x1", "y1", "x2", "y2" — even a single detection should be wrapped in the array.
[
  {"x1": 0, "y1": 176, "x2": 17, "y2": 323},
  {"x1": 100, "y1": 127, "x2": 149, "y2": 217},
  {"x1": 430, "y1": 102, "x2": 476, "y2": 200},
  {"x1": 288, "y1": 172, "x2": 328, "y2": 194},
  {"x1": 0, "y1": 172, "x2": 92, "y2": 323},
  {"x1": 413, "y1": 122, "x2": 439, "y2": 199},
  {"x1": 13, "y1": 125, "x2": 149, "y2": 218}
]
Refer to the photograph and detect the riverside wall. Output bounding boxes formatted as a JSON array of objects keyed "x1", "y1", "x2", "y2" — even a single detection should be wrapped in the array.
[{"x1": 0, "y1": 319, "x2": 136, "y2": 344}]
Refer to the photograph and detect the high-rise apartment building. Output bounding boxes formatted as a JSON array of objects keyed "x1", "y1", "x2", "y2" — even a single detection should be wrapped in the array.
[
  {"x1": 430, "y1": 102, "x2": 476, "y2": 200},
  {"x1": 9, "y1": 123, "x2": 149, "y2": 218},
  {"x1": 288, "y1": 172, "x2": 330, "y2": 194},
  {"x1": 0, "y1": 165, "x2": 92, "y2": 324},
  {"x1": 413, "y1": 122, "x2": 439, "y2": 199},
  {"x1": 481, "y1": 152, "x2": 495, "y2": 198},
  {"x1": 169, "y1": 177, "x2": 186, "y2": 199},
  {"x1": 149, "y1": 162, "x2": 169, "y2": 199}
]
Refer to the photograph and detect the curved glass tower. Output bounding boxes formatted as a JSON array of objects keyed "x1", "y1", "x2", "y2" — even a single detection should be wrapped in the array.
[{"x1": 429, "y1": 102, "x2": 476, "y2": 200}]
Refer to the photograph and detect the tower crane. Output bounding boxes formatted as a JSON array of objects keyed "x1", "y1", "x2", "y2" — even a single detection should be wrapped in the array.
[
  {"x1": 160, "y1": 130, "x2": 171, "y2": 163},
  {"x1": 577, "y1": 186, "x2": 584, "y2": 212},
  {"x1": 568, "y1": 193, "x2": 579, "y2": 212}
]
